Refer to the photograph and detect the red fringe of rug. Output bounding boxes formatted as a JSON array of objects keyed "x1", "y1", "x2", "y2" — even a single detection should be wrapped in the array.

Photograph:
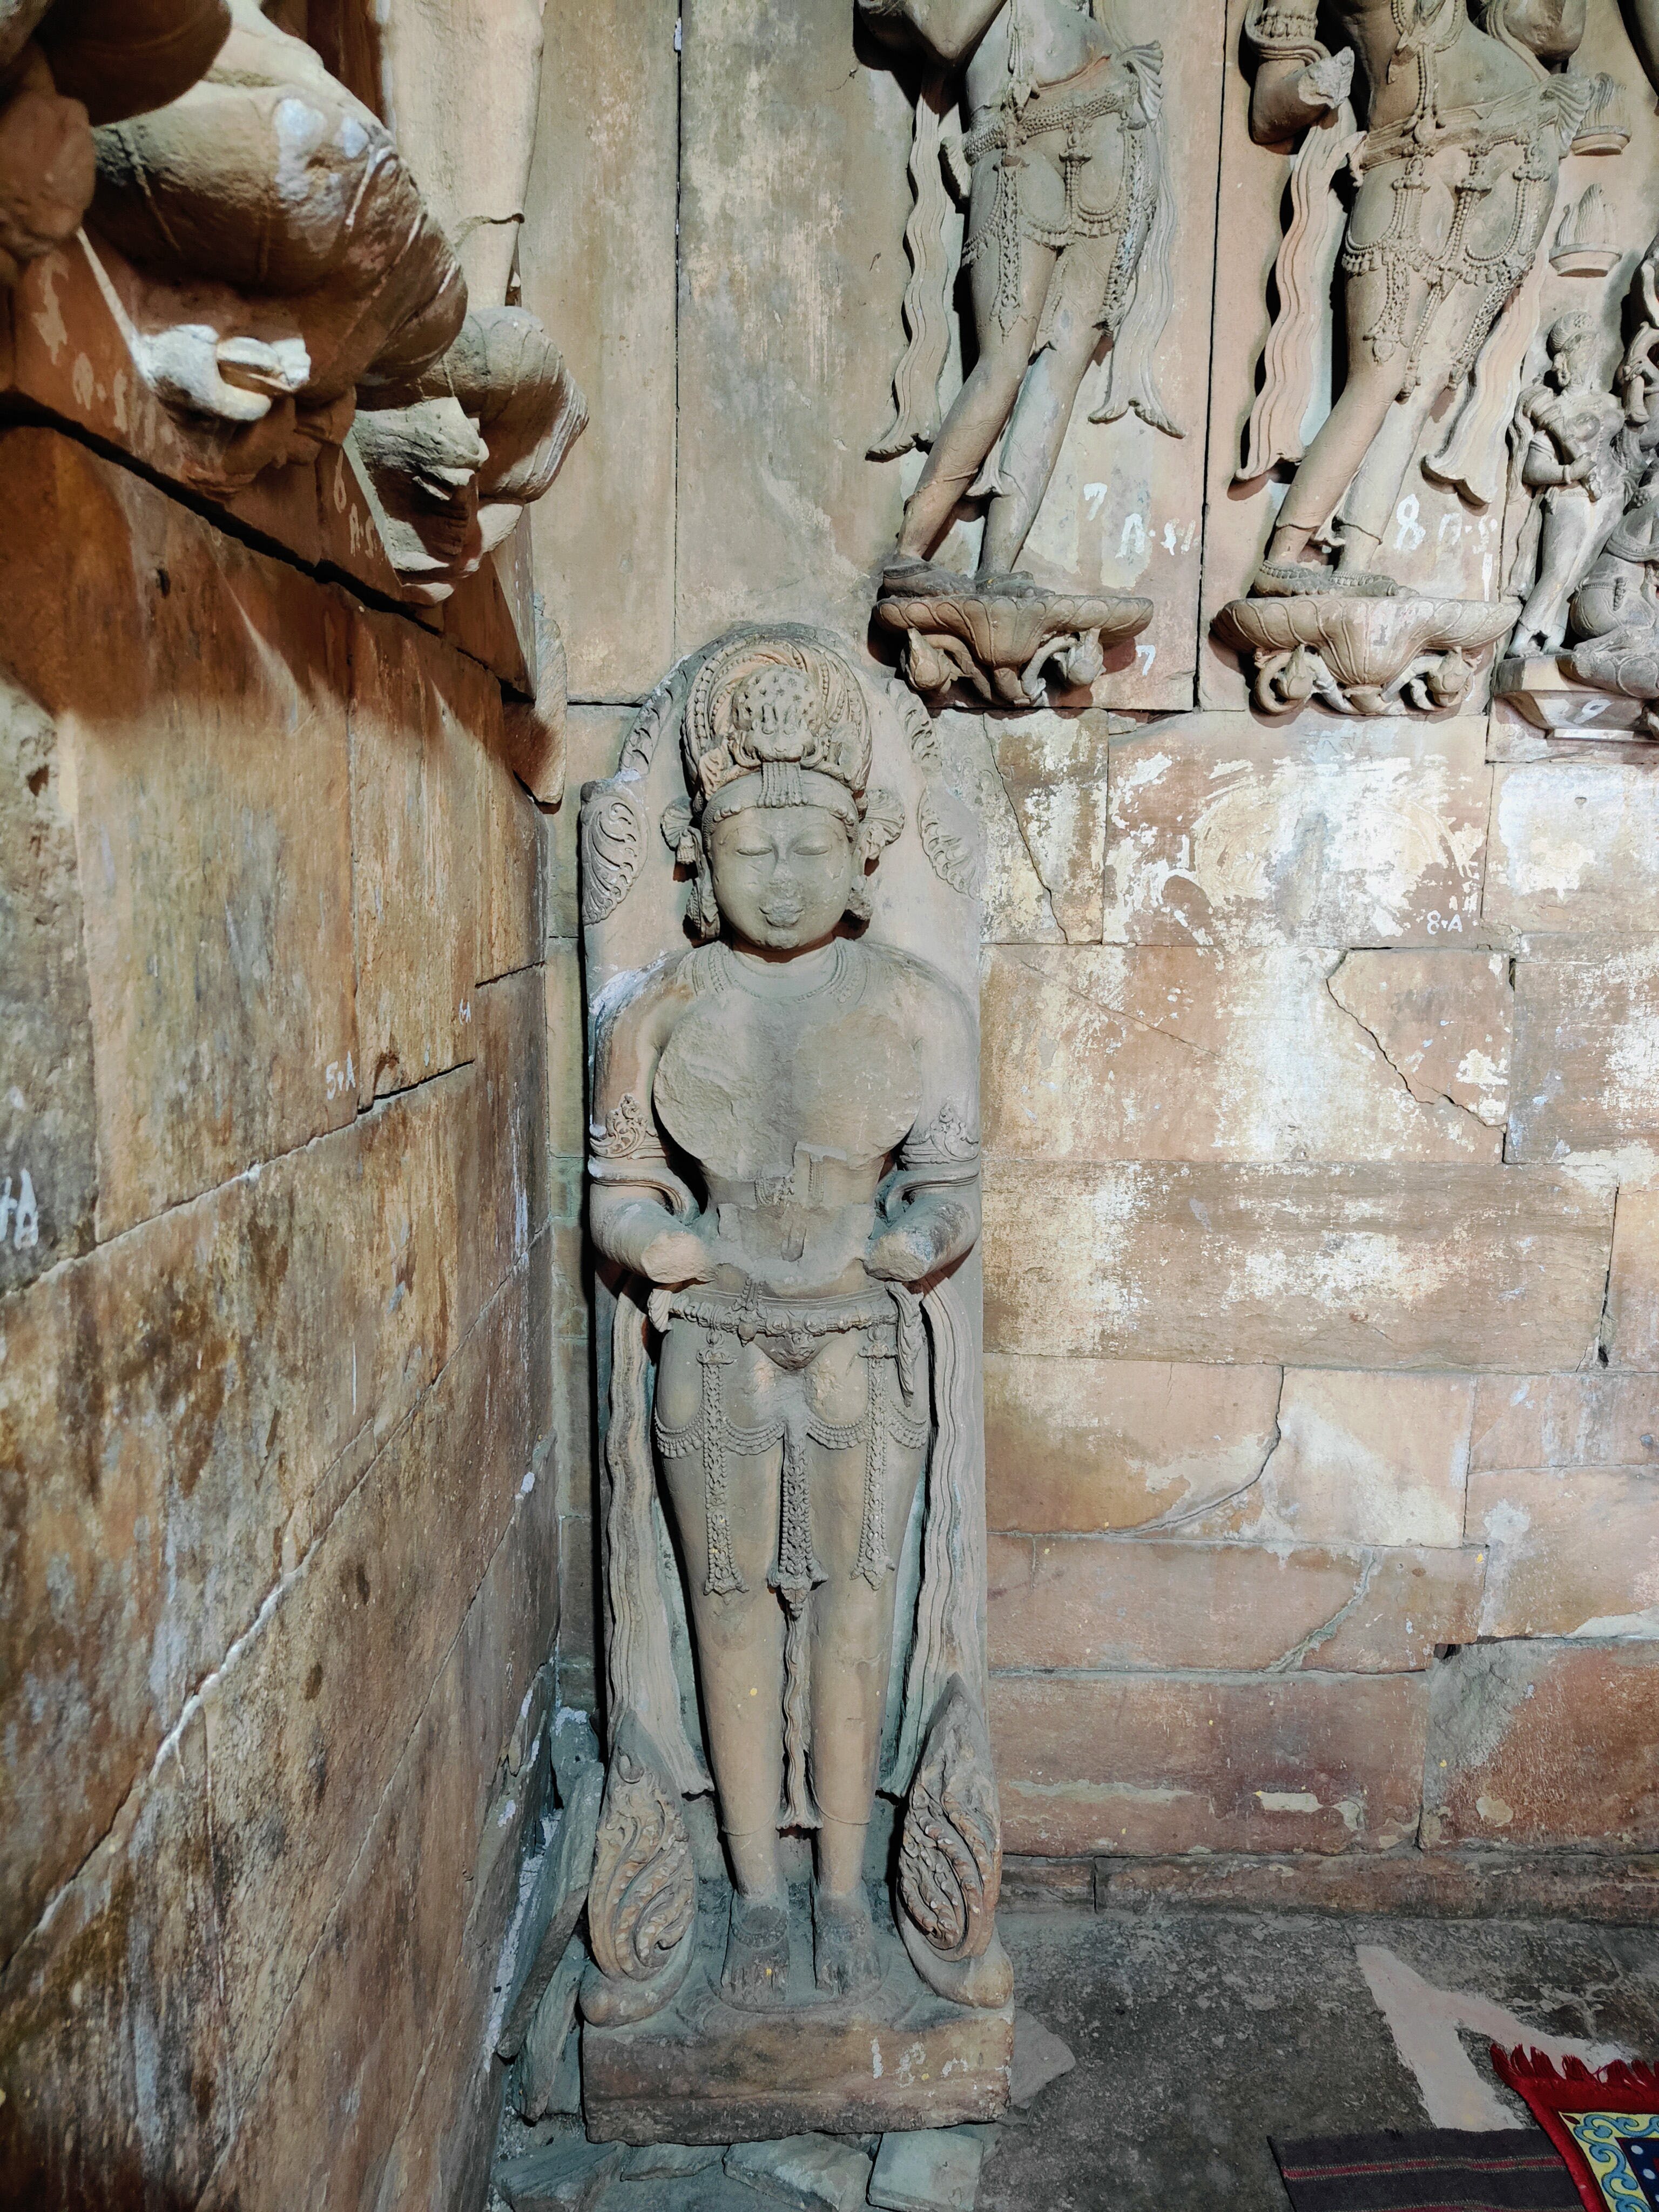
[{"x1": 1492, "y1": 2047, "x2": 1659, "y2": 2212}]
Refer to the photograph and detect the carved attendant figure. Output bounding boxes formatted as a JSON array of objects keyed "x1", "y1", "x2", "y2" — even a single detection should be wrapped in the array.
[
  {"x1": 587, "y1": 637, "x2": 989, "y2": 2008},
  {"x1": 1506, "y1": 314, "x2": 1628, "y2": 655},
  {"x1": 1244, "y1": 0, "x2": 1586, "y2": 596},
  {"x1": 861, "y1": 0, "x2": 1177, "y2": 700}
]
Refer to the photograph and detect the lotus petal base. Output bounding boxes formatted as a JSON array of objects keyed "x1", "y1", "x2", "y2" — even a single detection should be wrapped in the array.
[
  {"x1": 1215, "y1": 594, "x2": 1518, "y2": 717},
  {"x1": 876, "y1": 571, "x2": 1151, "y2": 706}
]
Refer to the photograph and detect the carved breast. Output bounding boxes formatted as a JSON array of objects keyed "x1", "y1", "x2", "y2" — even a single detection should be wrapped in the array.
[{"x1": 653, "y1": 963, "x2": 922, "y2": 1185}]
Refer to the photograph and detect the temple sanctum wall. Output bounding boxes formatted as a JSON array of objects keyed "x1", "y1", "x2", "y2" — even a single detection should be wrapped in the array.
[{"x1": 2, "y1": 0, "x2": 1656, "y2": 2203}]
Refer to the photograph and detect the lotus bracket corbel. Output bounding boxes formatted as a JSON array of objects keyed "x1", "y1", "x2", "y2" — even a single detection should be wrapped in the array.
[
  {"x1": 1215, "y1": 594, "x2": 1518, "y2": 718},
  {"x1": 876, "y1": 569, "x2": 1151, "y2": 707}
]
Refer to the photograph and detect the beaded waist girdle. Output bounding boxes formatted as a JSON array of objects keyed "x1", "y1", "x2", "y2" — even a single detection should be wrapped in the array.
[
  {"x1": 648, "y1": 1280, "x2": 930, "y2": 1601},
  {"x1": 962, "y1": 55, "x2": 1152, "y2": 340},
  {"x1": 1340, "y1": 90, "x2": 1554, "y2": 394}
]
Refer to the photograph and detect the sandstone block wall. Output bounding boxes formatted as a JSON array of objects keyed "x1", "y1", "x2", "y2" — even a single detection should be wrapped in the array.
[
  {"x1": 0, "y1": 426, "x2": 562, "y2": 2205},
  {"x1": 526, "y1": 0, "x2": 1658, "y2": 1888}
]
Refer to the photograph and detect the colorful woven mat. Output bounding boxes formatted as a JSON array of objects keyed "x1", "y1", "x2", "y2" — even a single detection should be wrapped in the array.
[
  {"x1": 1270, "y1": 2127, "x2": 1580, "y2": 2210},
  {"x1": 1493, "y1": 2049, "x2": 1659, "y2": 2212}
]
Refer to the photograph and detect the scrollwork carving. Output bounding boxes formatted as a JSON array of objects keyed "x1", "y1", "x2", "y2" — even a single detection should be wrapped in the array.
[{"x1": 581, "y1": 783, "x2": 647, "y2": 925}]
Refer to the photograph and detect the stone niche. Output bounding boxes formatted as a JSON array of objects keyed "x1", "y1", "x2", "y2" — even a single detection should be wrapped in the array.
[{"x1": 574, "y1": 625, "x2": 1013, "y2": 2143}]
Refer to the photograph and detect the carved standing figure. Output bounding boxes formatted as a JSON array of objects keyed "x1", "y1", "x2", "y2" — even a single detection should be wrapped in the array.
[
  {"x1": 586, "y1": 632, "x2": 1004, "y2": 2018},
  {"x1": 1244, "y1": 0, "x2": 1587, "y2": 597},
  {"x1": 860, "y1": 0, "x2": 1178, "y2": 701},
  {"x1": 576, "y1": 633, "x2": 1010, "y2": 2149},
  {"x1": 1507, "y1": 313, "x2": 1628, "y2": 653}
]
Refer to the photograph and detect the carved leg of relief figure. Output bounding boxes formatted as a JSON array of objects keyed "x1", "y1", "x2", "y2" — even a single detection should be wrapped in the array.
[
  {"x1": 1265, "y1": 261, "x2": 1417, "y2": 572},
  {"x1": 980, "y1": 255, "x2": 1113, "y2": 577},
  {"x1": 655, "y1": 1328, "x2": 791, "y2": 2009},
  {"x1": 895, "y1": 176, "x2": 1057, "y2": 564},
  {"x1": 801, "y1": 1338, "x2": 926, "y2": 1998}
]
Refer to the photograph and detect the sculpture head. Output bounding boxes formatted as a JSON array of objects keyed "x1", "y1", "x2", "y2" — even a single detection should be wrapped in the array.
[
  {"x1": 1545, "y1": 312, "x2": 1595, "y2": 389},
  {"x1": 663, "y1": 634, "x2": 902, "y2": 948}
]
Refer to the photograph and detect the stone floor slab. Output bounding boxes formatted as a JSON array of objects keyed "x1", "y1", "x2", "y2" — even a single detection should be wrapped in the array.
[
  {"x1": 868, "y1": 2126, "x2": 986, "y2": 2211},
  {"x1": 724, "y1": 2132, "x2": 873, "y2": 2209}
]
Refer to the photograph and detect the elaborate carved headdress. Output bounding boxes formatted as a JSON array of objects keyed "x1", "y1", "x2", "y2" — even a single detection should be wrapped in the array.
[{"x1": 663, "y1": 632, "x2": 903, "y2": 936}]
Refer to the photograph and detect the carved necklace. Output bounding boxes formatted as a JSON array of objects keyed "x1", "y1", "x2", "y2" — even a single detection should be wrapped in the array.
[{"x1": 716, "y1": 938, "x2": 854, "y2": 1003}]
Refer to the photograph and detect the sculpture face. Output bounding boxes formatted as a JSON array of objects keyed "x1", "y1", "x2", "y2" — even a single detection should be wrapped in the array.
[{"x1": 705, "y1": 802, "x2": 855, "y2": 953}]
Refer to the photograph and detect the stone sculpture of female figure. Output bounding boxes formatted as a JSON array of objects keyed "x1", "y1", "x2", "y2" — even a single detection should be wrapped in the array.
[
  {"x1": 1243, "y1": 0, "x2": 1586, "y2": 595},
  {"x1": 858, "y1": 0, "x2": 1178, "y2": 700},
  {"x1": 584, "y1": 635, "x2": 1002, "y2": 2014}
]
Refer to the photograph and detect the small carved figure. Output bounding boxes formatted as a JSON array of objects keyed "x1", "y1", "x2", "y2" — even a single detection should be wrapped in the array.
[
  {"x1": 1506, "y1": 314, "x2": 1627, "y2": 655},
  {"x1": 860, "y1": 0, "x2": 1177, "y2": 702},
  {"x1": 579, "y1": 630, "x2": 1011, "y2": 2081},
  {"x1": 1495, "y1": 233, "x2": 1659, "y2": 736}
]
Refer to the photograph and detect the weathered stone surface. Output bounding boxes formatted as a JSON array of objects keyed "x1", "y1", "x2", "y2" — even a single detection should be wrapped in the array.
[
  {"x1": 1010, "y1": 2013, "x2": 1076, "y2": 2109},
  {"x1": 483, "y1": 712, "x2": 548, "y2": 986},
  {"x1": 0, "y1": 1064, "x2": 494, "y2": 1963},
  {"x1": 0, "y1": 671, "x2": 93, "y2": 1291},
  {"x1": 1484, "y1": 763, "x2": 1659, "y2": 938},
  {"x1": 1092, "y1": 1846, "x2": 1659, "y2": 1923},
  {"x1": 1470, "y1": 1464, "x2": 1659, "y2": 1639},
  {"x1": 204, "y1": 1273, "x2": 538, "y2": 2101},
  {"x1": 498, "y1": 2137, "x2": 626, "y2": 2212},
  {"x1": 725, "y1": 2133, "x2": 874, "y2": 2210},
  {"x1": 1327, "y1": 952, "x2": 1510, "y2": 1129},
  {"x1": 1190, "y1": 1371, "x2": 1476, "y2": 1549},
  {"x1": 498, "y1": 1762, "x2": 603, "y2": 2059},
  {"x1": 1470, "y1": 1372, "x2": 1659, "y2": 1471},
  {"x1": 522, "y1": 0, "x2": 678, "y2": 698},
  {"x1": 983, "y1": 1163, "x2": 1611, "y2": 1368},
  {"x1": 867, "y1": 2126, "x2": 984, "y2": 2212},
  {"x1": 983, "y1": 712, "x2": 1113, "y2": 944},
  {"x1": 1422, "y1": 1642, "x2": 1659, "y2": 1850},
  {"x1": 350, "y1": 610, "x2": 484, "y2": 1106},
  {"x1": 545, "y1": 942, "x2": 585, "y2": 1157},
  {"x1": 0, "y1": 1708, "x2": 233, "y2": 2207},
  {"x1": 675, "y1": 0, "x2": 913, "y2": 650},
  {"x1": 984, "y1": 1355, "x2": 1281, "y2": 1533},
  {"x1": 934, "y1": 711, "x2": 1062, "y2": 944},
  {"x1": 991, "y1": 1671, "x2": 1428, "y2": 1857},
  {"x1": 0, "y1": 427, "x2": 358, "y2": 1233},
  {"x1": 198, "y1": 1400, "x2": 558, "y2": 2212},
  {"x1": 1608, "y1": 1186, "x2": 1659, "y2": 1372},
  {"x1": 1508, "y1": 948, "x2": 1659, "y2": 1161},
  {"x1": 1104, "y1": 717, "x2": 1491, "y2": 949},
  {"x1": 623, "y1": 2141, "x2": 726, "y2": 2177},
  {"x1": 988, "y1": 1535, "x2": 1481, "y2": 1674},
  {"x1": 981, "y1": 946, "x2": 1502, "y2": 1164},
  {"x1": 465, "y1": 967, "x2": 554, "y2": 1337},
  {"x1": 583, "y1": 1913, "x2": 1012, "y2": 2143},
  {"x1": 518, "y1": 1939, "x2": 587, "y2": 2122}
]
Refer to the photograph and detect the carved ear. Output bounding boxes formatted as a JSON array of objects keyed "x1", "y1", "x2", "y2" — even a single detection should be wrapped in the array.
[{"x1": 660, "y1": 796, "x2": 699, "y2": 871}]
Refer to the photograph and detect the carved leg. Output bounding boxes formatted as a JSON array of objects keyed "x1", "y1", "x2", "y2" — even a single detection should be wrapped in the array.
[
  {"x1": 895, "y1": 227, "x2": 1057, "y2": 563},
  {"x1": 980, "y1": 318, "x2": 1100, "y2": 578}
]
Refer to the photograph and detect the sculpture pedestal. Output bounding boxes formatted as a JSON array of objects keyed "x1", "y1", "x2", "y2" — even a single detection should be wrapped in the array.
[
  {"x1": 581, "y1": 1891, "x2": 1013, "y2": 2146},
  {"x1": 1215, "y1": 594, "x2": 1517, "y2": 716},
  {"x1": 1494, "y1": 655, "x2": 1651, "y2": 735}
]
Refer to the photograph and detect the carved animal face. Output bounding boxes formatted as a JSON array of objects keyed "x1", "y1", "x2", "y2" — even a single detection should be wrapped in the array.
[{"x1": 705, "y1": 802, "x2": 856, "y2": 952}]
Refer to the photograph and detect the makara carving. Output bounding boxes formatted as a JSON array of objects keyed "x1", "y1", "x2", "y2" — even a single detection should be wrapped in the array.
[
  {"x1": 861, "y1": 0, "x2": 1178, "y2": 704},
  {"x1": 1498, "y1": 233, "x2": 1659, "y2": 734},
  {"x1": 6, "y1": 0, "x2": 584, "y2": 604},
  {"x1": 577, "y1": 626, "x2": 1009, "y2": 2137},
  {"x1": 1220, "y1": 0, "x2": 1594, "y2": 714}
]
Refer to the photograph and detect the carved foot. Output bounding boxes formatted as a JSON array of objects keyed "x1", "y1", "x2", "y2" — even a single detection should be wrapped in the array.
[
  {"x1": 720, "y1": 1890, "x2": 791, "y2": 2011},
  {"x1": 1251, "y1": 559, "x2": 1399, "y2": 600},
  {"x1": 812, "y1": 1883, "x2": 882, "y2": 2000}
]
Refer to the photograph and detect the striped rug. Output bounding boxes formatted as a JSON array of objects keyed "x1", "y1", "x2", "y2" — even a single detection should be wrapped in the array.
[{"x1": 1271, "y1": 2128, "x2": 1580, "y2": 2210}]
